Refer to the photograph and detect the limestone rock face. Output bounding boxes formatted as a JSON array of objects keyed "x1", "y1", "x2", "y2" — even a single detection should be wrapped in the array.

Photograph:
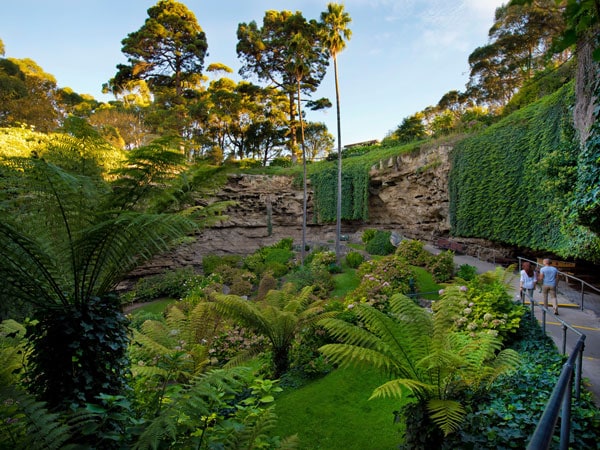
[
  {"x1": 367, "y1": 145, "x2": 451, "y2": 241},
  {"x1": 128, "y1": 145, "x2": 461, "y2": 279}
]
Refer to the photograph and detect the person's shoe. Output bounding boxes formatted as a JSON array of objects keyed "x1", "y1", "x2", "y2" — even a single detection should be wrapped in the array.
[{"x1": 554, "y1": 309, "x2": 559, "y2": 315}]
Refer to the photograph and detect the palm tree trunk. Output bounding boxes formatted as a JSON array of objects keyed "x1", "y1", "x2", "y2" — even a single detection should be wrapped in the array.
[
  {"x1": 334, "y1": 55, "x2": 343, "y2": 265},
  {"x1": 297, "y1": 80, "x2": 307, "y2": 265}
]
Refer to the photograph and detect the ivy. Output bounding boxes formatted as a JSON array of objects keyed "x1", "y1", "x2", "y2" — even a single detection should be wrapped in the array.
[
  {"x1": 311, "y1": 162, "x2": 369, "y2": 223},
  {"x1": 573, "y1": 56, "x2": 600, "y2": 233},
  {"x1": 449, "y1": 81, "x2": 600, "y2": 261}
]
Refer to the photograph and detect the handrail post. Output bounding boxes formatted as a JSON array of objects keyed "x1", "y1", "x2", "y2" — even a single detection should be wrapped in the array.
[
  {"x1": 575, "y1": 343, "x2": 584, "y2": 400},
  {"x1": 560, "y1": 370, "x2": 572, "y2": 450},
  {"x1": 542, "y1": 308, "x2": 547, "y2": 334},
  {"x1": 562, "y1": 324, "x2": 567, "y2": 355}
]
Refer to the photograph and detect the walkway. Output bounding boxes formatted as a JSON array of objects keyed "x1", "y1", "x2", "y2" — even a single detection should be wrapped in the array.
[{"x1": 425, "y1": 245, "x2": 600, "y2": 406}]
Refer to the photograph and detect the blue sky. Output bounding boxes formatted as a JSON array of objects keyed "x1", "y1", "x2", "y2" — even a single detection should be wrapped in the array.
[{"x1": 0, "y1": 0, "x2": 505, "y2": 146}]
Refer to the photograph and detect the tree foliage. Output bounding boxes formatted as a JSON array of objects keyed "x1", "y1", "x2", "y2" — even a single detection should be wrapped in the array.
[
  {"x1": 467, "y1": 0, "x2": 567, "y2": 108},
  {"x1": 114, "y1": 0, "x2": 207, "y2": 98}
]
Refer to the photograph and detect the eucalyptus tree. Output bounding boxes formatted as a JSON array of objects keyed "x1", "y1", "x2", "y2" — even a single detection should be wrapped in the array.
[
  {"x1": 236, "y1": 10, "x2": 329, "y2": 159},
  {"x1": 320, "y1": 2, "x2": 352, "y2": 264},
  {"x1": 0, "y1": 133, "x2": 204, "y2": 411}
]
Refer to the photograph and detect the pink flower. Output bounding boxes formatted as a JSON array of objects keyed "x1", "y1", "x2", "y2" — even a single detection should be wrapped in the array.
[
  {"x1": 438, "y1": 289, "x2": 445, "y2": 295},
  {"x1": 460, "y1": 286, "x2": 468, "y2": 292}
]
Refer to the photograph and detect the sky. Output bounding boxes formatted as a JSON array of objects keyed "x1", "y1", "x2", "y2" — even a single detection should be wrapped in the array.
[{"x1": 0, "y1": 0, "x2": 506, "y2": 147}]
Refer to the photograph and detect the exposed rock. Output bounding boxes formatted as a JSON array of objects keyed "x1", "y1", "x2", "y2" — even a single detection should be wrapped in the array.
[{"x1": 126, "y1": 144, "x2": 512, "y2": 282}]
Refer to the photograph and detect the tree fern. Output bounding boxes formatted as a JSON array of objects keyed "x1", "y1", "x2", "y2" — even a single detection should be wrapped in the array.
[
  {"x1": 318, "y1": 292, "x2": 520, "y2": 438},
  {"x1": 211, "y1": 286, "x2": 335, "y2": 377}
]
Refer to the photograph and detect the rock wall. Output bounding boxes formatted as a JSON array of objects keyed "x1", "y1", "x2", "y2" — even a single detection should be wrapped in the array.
[{"x1": 128, "y1": 144, "x2": 511, "y2": 279}]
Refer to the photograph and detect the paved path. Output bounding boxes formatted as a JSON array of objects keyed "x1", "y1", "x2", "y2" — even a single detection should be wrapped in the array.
[{"x1": 425, "y1": 246, "x2": 600, "y2": 407}]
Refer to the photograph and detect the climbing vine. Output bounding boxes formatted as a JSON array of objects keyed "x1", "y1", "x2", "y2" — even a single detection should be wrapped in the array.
[
  {"x1": 311, "y1": 162, "x2": 369, "y2": 223},
  {"x1": 450, "y1": 81, "x2": 600, "y2": 261}
]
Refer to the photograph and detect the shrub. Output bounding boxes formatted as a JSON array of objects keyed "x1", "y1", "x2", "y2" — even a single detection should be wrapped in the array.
[
  {"x1": 427, "y1": 250, "x2": 455, "y2": 282},
  {"x1": 346, "y1": 256, "x2": 414, "y2": 309},
  {"x1": 439, "y1": 268, "x2": 525, "y2": 342},
  {"x1": 456, "y1": 264, "x2": 478, "y2": 281},
  {"x1": 365, "y1": 230, "x2": 396, "y2": 256},
  {"x1": 345, "y1": 251, "x2": 364, "y2": 269},
  {"x1": 213, "y1": 265, "x2": 255, "y2": 296},
  {"x1": 269, "y1": 156, "x2": 292, "y2": 167},
  {"x1": 285, "y1": 266, "x2": 334, "y2": 298},
  {"x1": 256, "y1": 272, "x2": 278, "y2": 300},
  {"x1": 395, "y1": 239, "x2": 432, "y2": 266},
  {"x1": 202, "y1": 254, "x2": 241, "y2": 276},
  {"x1": 309, "y1": 250, "x2": 338, "y2": 273},
  {"x1": 361, "y1": 228, "x2": 377, "y2": 243},
  {"x1": 127, "y1": 267, "x2": 200, "y2": 303}
]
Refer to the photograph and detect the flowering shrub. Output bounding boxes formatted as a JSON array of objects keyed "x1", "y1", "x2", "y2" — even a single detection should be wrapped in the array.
[
  {"x1": 309, "y1": 250, "x2": 337, "y2": 271},
  {"x1": 436, "y1": 268, "x2": 525, "y2": 341},
  {"x1": 209, "y1": 325, "x2": 266, "y2": 366},
  {"x1": 395, "y1": 239, "x2": 432, "y2": 266},
  {"x1": 345, "y1": 256, "x2": 414, "y2": 309}
]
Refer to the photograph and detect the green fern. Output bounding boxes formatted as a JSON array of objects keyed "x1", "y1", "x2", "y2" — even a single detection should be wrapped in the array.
[
  {"x1": 318, "y1": 292, "x2": 520, "y2": 437},
  {"x1": 0, "y1": 387, "x2": 71, "y2": 450}
]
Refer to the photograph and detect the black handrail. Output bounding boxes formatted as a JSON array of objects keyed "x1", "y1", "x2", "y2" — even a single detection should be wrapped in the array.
[{"x1": 527, "y1": 336, "x2": 586, "y2": 450}]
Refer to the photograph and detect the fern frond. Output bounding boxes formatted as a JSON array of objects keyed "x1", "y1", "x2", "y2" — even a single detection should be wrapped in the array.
[
  {"x1": 369, "y1": 378, "x2": 432, "y2": 401},
  {"x1": 227, "y1": 406, "x2": 279, "y2": 450},
  {"x1": 318, "y1": 317, "x2": 384, "y2": 350},
  {"x1": 130, "y1": 364, "x2": 169, "y2": 379},
  {"x1": 426, "y1": 398, "x2": 466, "y2": 436},
  {"x1": 319, "y1": 343, "x2": 400, "y2": 375},
  {"x1": 130, "y1": 328, "x2": 173, "y2": 361},
  {"x1": 0, "y1": 386, "x2": 71, "y2": 450},
  {"x1": 132, "y1": 412, "x2": 178, "y2": 450}
]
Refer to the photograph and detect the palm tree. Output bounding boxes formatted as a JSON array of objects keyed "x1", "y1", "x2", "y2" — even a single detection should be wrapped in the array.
[
  {"x1": 318, "y1": 291, "x2": 519, "y2": 445},
  {"x1": 0, "y1": 135, "x2": 206, "y2": 410},
  {"x1": 211, "y1": 285, "x2": 334, "y2": 377},
  {"x1": 321, "y1": 3, "x2": 352, "y2": 264}
]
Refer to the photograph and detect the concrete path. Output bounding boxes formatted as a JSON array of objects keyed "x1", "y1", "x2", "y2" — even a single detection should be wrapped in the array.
[{"x1": 425, "y1": 245, "x2": 600, "y2": 407}]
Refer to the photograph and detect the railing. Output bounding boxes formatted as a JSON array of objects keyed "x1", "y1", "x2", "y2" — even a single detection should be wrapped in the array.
[{"x1": 517, "y1": 259, "x2": 589, "y2": 449}]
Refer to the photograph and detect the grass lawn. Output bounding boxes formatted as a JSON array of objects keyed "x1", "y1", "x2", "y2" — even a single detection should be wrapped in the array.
[
  {"x1": 331, "y1": 268, "x2": 360, "y2": 299},
  {"x1": 272, "y1": 366, "x2": 407, "y2": 449},
  {"x1": 126, "y1": 298, "x2": 175, "y2": 315}
]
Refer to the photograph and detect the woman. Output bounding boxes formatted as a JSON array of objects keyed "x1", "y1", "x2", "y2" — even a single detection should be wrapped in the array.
[{"x1": 519, "y1": 261, "x2": 537, "y2": 302}]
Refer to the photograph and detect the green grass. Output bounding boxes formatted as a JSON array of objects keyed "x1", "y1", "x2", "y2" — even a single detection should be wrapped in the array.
[
  {"x1": 331, "y1": 267, "x2": 360, "y2": 299},
  {"x1": 412, "y1": 266, "x2": 442, "y2": 300},
  {"x1": 272, "y1": 366, "x2": 406, "y2": 449},
  {"x1": 129, "y1": 298, "x2": 175, "y2": 315}
]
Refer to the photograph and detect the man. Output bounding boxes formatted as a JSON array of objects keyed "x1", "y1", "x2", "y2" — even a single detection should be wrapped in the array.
[{"x1": 539, "y1": 258, "x2": 559, "y2": 314}]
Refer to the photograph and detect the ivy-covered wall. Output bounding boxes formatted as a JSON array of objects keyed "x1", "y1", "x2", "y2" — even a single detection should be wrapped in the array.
[
  {"x1": 311, "y1": 162, "x2": 369, "y2": 223},
  {"x1": 449, "y1": 82, "x2": 600, "y2": 261}
]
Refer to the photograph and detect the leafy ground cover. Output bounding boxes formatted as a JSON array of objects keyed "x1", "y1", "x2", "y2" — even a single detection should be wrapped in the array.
[{"x1": 272, "y1": 366, "x2": 404, "y2": 449}]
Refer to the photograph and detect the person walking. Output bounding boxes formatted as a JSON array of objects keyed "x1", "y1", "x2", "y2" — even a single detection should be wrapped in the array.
[
  {"x1": 539, "y1": 258, "x2": 559, "y2": 314},
  {"x1": 519, "y1": 261, "x2": 537, "y2": 303}
]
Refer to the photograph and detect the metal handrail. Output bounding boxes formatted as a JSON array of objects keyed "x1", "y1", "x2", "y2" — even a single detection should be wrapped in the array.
[
  {"x1": 527, "y1": 335, "x2": 586, "y2": 450},
  {"x1": 517, "y1": 273, "x2": 588, "y2": 449}
]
